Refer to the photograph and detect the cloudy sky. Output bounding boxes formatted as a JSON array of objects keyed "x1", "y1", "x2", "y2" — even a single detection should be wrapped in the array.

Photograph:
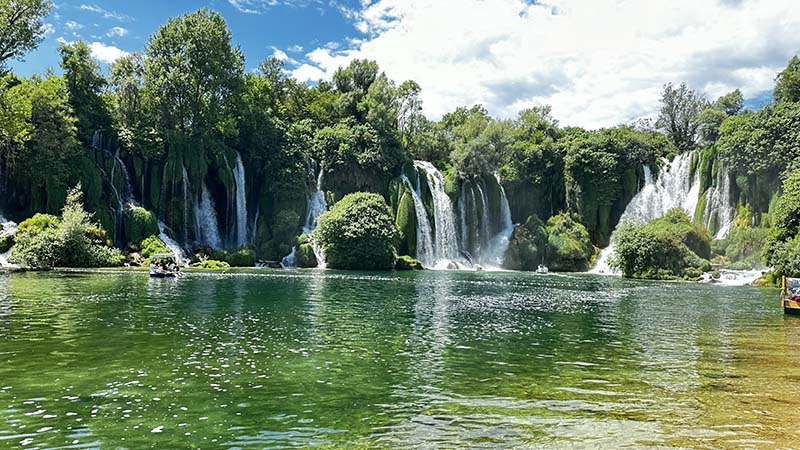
[{"x1": 12, "y1": 0, "x2": 800, "y2": 128}]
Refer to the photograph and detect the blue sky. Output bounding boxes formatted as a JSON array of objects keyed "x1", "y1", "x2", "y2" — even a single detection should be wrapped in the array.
[
  {"x1": 13, "y1": 0, "x2": 364, "y2": 75},
  {"x1": 9, "y1": 0, "x2": 800, "y2": 128}
]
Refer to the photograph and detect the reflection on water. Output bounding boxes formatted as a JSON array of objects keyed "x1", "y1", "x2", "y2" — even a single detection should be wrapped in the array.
[{"x1": 0, "y1": 270, "x2": 798, "y2": 448}]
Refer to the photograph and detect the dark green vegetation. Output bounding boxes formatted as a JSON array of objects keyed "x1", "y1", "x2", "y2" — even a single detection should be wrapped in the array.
[
  {"x1": 612, "y1": 209, "x2": 711, "y2": 280},
  {"x1": 315, "y1": 192, "x2": 398, "y2": 270},
  {"x1": 1, "y1": 270, "x2": 799, "y2": 447},
  {"x1": 0, "y1": 1, "x2": 798, "y2": 275},
  {"x1": 764, "y1": 171, "x2": 800, "y2": 277}
]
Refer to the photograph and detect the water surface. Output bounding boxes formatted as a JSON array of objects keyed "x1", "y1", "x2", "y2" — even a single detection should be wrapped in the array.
[{"x1": 0, "y1": 270, "x2": 798, "y2": 448}]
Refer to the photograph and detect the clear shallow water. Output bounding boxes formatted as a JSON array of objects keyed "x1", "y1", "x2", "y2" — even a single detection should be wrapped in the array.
[{"x1": 0, "y1": 270, "x2": 798, "y2": 449}]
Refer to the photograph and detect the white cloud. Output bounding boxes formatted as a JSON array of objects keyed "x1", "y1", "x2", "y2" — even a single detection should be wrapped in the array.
[
  {"x1": 56, "y1": 37, "x2": 71, "y2": 45},
  {"x1": 106, "y1": 26, "x2": 128, "y2": 38},
  {"x1": 79, "y1": 4, "x2": 132, "y2": 22},
  {"x1": 65, "y1": 20, "x2": 83, "y2": 31},
  {"x1": 89, "y1": 41, "x2": 129, "y2": 64},
  {"x1": 288, "y1": 44, "x2": 304, "y2": 52},
  {"x1": 227, "y1": 0, "x2": 322, "y2": 14},
  {"x1": 297, "y1": 0, "x2": 800, "y2": 129},
  {"x1": 42, "y1": 23, "x2": 55, "y2": 36},
  {"x1": 272, "y1": 48, "x2": 289, "y2": 61}
]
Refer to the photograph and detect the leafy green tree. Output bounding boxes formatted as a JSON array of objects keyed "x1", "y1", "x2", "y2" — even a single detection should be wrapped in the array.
[
  {"x1": 774, "y1": 55, "x2": 800, "y2": 103},
  {"x1": 144, "y1": 8, "x2": 244, "y2": 136},
  {"x1": 0, "y1": 74, "x2": 33, "y2": 155},
  {"x1": 656, "y1": 82, "x2": 707, "y2": 152},
  {"x1": 110, "y1": 53, "x2": 161, "y2": 157},
  {"x1": 765, "y1": 170, "x2": 800, "y2": 275},
  {"x1": 59, "y1": 41, "x2": 112, "y2": 143},
  {"x1": 314, "y1": 192, "x2": 399, "y2": 270},
  {"x1": 714, "y1": 89, "x2": 744, "y2": 116},
  {"x1": 0, "y1": 0, "x2": 51, "y2": 70}
]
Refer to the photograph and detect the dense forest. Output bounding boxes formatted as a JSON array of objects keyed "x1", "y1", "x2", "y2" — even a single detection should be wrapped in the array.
[{"x1": 1, "y1": 1, "x2": 799, "y2": 278}]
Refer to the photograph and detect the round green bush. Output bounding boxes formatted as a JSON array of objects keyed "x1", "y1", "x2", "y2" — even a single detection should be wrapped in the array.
[
  {"x1": 123, "y1": 207, "x2": 159, "y2": 246},
  {"x1": 545, "y1": 213, "x2": 595, "y2": 271},
  {"x1": 395, "y1": 255, "x2": 424, "y2": 270},
  {"x1": 296, "y1": 243, "x2": 318, "y2": 268},
  {"x1": 196, "y1": 259, "x2": 230, "y2": 269},
  {"x1": 140, "y1": 235, "x2": 170, "y2": 258},
  {"x1": 314, "y1": 192, "x2": 399, "y2": 270}
]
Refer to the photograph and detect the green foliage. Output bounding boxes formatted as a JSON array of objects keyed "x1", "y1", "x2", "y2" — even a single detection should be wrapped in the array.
[
  {"x1": 0, "y1": 232, "x2": 13, "y2": 253},
  {"x1": 395, "y1": 255, "x2": 424, "y2": 270},
  {"x1": 140, "y1": 235, "x2": 170, "y2": 258},
  {"x1": 765, "y1": 170, "x2": 800, "y2": 275},
  {"x1": 656, "y1": 82, "x2": 707, "y2": 152},
  {"x1": 195, "y1": 259, "x2": 230, "y2": 269},
  {"x1": 314, "y1": 192, "x2": 398, "y2": 270},
  {"x1": 611, "y1": 209, "x2": 711, "y2": 280},
  {"x1": 223, "y1": 246, "x2": 256, "y2": 267},
  {"x1": 123, "y1": 206, "x2": 158, "y2": 246},
  {"x1": 0, "y1": 0, "x2": 52, "y2": 70},
  {"x1": 59, "y1": 41, "x2": 111, "y2": 142},
  {"x1": 10, "y1": 185, "x2": 123, "y2": 268},
  {"x1": 774, "y1": 55, "x2": 800, "y2": 103},
  {"x1": 545, "y1": 213, "x2": 595, "y2": 272}
]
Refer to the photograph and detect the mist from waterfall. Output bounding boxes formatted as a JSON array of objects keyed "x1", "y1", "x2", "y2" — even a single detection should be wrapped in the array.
[
  {"x1": 195, "y1": 181, "x2": 222, "y2": 249},
  {"x1": 592, "y1": 152, "x2": 701, "y2": 274},
  {"x1": 233, "y1": 152, "x2": 248, "y2": 246}
]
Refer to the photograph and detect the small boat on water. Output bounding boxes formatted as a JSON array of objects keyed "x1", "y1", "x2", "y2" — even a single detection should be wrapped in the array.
[
  {"x1": 781, "y1": 276, "x2": 800, "y2": 315},
  {"x1": 536, "y1": 264, "x2": 549, "y2": 274},
  {"x1": 150, "y1": 253, "x2": 181, "y2": 278}
]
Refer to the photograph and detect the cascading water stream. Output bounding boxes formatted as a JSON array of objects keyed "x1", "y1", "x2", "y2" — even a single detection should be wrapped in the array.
[
  {"x1": 233, "y1": 152, "x2": 248, "y2": 246},
  {"x1": 282, "y1": 163, "x2": 329, "y2": 268},
  {"x1": 704, "y1": 167, "x2": 735, "y2": 239},
  {"x1": 0, "y1": 213, "x2": 18, "y2": 268},
  {"x1": 591, "y1": 152, "x2": 701, "y2": 274},
  {"x1": 400, "y1": 174, "x2": 435, "y2": 267},
  {"x1": 482, "y1": 174, "x2": 515, "y2": 267},
  {"x1": 414, "y1": 161, "x2": 459, "y2": 264},
  {"x1": 195, "y1": 181, "x2": 222, "y2": 249},
  {"x1": 158, "y1": 220, "x2": 189, "y2": 265}
]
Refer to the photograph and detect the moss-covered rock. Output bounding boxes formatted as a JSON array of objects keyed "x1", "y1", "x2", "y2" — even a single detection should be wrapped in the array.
[
  {"x1": 140, "y1": 235, "x2": 170, "y2": 258},
  {"x1": 545, "y1": 213, "x2": 595, "y2": 271},
  {"x1": 395, "y1": 255, "x2": 424, "y2": 270},
  {"x1": 123, "y1": 206, "x2": 159, "y2": 246},
  {"x1": 296, "y1": 243, "x2": 318, "y2": 268},
  {"x1": 0, "y1": 233, "x2": 15, "y2": 253},
  {"x1": 195, "y1": 259, "x2": 230, "y2": 269},
  {"x1": 224, "y1": 246, "x2": 256, "y2": 267},
  {"x1": 505, "y1": 215, "x2": 548, "y2": 271},
  {"x1": 315, "y1": 192, "x2": 399, "y2": 270},
  {"x1": 395, "y1": 189, "x2": 417, "y2": 257}
]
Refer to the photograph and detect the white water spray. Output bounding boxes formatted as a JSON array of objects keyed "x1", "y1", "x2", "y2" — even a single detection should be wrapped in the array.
[
  {"x1": 233, "y1": 152, "x2": 248, "y2": 246},
  {"x1": 195, "y1": 181, "x2": 222, "y2": 249}
]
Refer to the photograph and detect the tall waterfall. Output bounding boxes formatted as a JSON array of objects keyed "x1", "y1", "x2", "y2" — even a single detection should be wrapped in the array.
[
  {"x1": 195, "y1": 181, "x2": 222, "y2": 249},
  {"x1": 233, "y1": 152, "x2": 248, "y2": 246},
  {"x1": 704, "y1": 166, "x2": 735, "y2": 239},
  {"x1": 401, "y1": 174, "x2": 435, "y2": 266},
  {"x1": 182, "y1": 166, "x2": 190, "y2": 245},
  {"x1": 482, "y1": 174, "x2": 515, "y2": 267},
  {"x1": 592, "y1": 152, "x2": 701, "y2": 274},
  {"x1": 415, "y1": 161, "x2": 459, "y2": 263}
]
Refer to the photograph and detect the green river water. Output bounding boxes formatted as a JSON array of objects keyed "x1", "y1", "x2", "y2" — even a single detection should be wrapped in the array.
[{"x1": 0, "y1": 270, "x2": 798, "y2": 449}]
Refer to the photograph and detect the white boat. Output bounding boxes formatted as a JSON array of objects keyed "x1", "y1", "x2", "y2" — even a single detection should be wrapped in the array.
[{"x1": 536, "y1": 264, "x2": 549, "y2": 274}]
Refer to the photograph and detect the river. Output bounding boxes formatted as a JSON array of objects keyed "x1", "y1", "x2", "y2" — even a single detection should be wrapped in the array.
[{"x1": 0, "y1": 270, "x2": 797, "y2": 448}]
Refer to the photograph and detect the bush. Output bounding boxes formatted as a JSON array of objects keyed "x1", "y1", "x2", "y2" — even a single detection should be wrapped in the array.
[
  {"x1": 395, "y1": 255, "x2": 424, "y2": 270},
  {"x1": 314, "y1": 192, "x2": 399, "y2": 270},
  {"x1": 140, "y1": 235, "x2": 170, "y2": 258},
  {"x1": 545, "y1": 213, "x2": 595, "y2": 271},
  {"x1": 10, "y1": 186, "x2": 123, "y2": 269},
  {"x1": 195, "y1": 259, "x2": 230, "y2": 269},
  {"x1": 224, "y1": 246, "x2": 256, "y2": 267},
  {"x1": 124, "y1": 206, "x2": 159, "y2": 245},
  {"x1": 0, "y1": 233, "x2": 14, "y2": 253},
  {"x1": 611, "y1": 209, "x2": 712, "y2": 280}
]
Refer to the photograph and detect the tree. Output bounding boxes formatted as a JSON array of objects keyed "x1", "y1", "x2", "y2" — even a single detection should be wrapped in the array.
[
  {"x1": 714, "y1": 89, "x2": 744, "y2": 116},
  {"x1": 0, "y1": 0, "x2": 51, "y2": 71},
  {"x1": 774, "y1": 55, "x2": 800, "y2": 103},
  {"x1": 144, "y1": 8, "x2": 244, "y2": 136},
  {"x1": 60, "y1": 41, "x2": 111, "y2": 143},
  {"x1": 656, "y1": 82, "x2": 707, "y2": 153},
  {"x1": 397, "y1": 80, "x2": 422, "y2": 142},
  {"x1": 314, "y1": 192, "x2": 399, "y2": 270},
  {"x1": 110, "y1": 52, "x2": 161, "y2": 157},
  {"x1": 765, "y1": 170, "x2": 800, "y2": 273}
]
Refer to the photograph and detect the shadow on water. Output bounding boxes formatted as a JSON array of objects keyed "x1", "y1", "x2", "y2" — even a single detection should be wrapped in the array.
[{"x1": 0, "y1": 270, "x2": 797, "y2": 448}]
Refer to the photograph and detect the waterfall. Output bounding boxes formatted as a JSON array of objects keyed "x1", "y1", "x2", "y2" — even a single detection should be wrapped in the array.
[
  {"x1": 282, "y1": 163, "x2": 328, "y2": 268},
  {"x1": 158, "y1": 220, "x2": 189, "y2": 265},
  {"x1": 0, "y1": 213, "x2": 18, "y2": 268},
  {"x1": 182, "y1": 166, "x2": 190, "y2": 246},
  {"x1": 401, "y1": 174, "x2": 435, "y2": 266},
  {"x1": 195, "y1": 181, "x2": 222, "y2": 249},
  {"x1": 591, "y1": 152, "x2": 701, "y2": 274},
  {"x1": 475, "y1": 182, "x2": 491, "y2": 254},
  {"x1": 704, "y1": 167, "x2": 735, "y2": 239},
  {"x1": 414, "y1": 161, "x2": 459, "y2": 263},
  {"x1": 482, "y1": 174, "x2": 515, "y2": 267},
  {"x1": 233, "y1": 152, "x2": 248, "y2": 246}
]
